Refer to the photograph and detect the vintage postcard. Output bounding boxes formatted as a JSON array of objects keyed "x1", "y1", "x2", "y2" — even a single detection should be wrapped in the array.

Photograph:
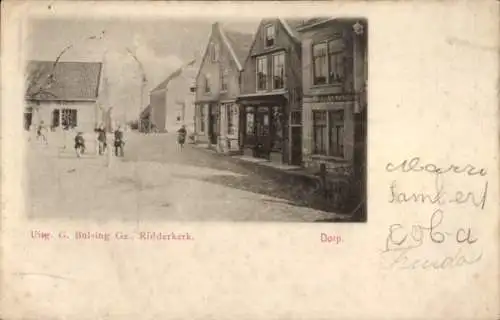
[{"x1": 1, "y1": 1, "x2": 499, "y2": 319}]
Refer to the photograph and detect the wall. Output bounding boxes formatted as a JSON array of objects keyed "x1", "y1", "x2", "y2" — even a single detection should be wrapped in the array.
[
  {"x1": 150, "y1": 89, "x2": 167, "y2": 132},
  {"x1": 300, "y1": 21, "x2": 358, "y2": 173},
  {"x1": 32, "y1": 100, "x2": 97, "y2": 133}
]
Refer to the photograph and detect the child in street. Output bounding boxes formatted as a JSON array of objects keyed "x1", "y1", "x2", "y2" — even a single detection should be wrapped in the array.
[
  {"x1": 74, "y1": 132, "x2": 86, "y2": 157},
  {"x1": 177, "y1": 125, "x2": 187, "y2": 151}
]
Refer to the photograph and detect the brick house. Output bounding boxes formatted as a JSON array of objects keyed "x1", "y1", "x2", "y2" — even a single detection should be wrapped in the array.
[
  {"x1": 236, "y1": 18, "x2": 303, "y2": 165},
  {"x1": 194, "y1": 22, "x2": 253, "y2": 153},
  {"x1": 25, "y1": 60, "x2": 103, "y2": 133}
]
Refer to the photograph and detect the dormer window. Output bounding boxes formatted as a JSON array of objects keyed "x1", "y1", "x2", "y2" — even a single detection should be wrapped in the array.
[{"x1": 265, "y1": 24, "x2": 275, "y2": 47}]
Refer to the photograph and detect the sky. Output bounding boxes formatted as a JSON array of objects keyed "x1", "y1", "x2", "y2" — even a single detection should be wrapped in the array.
[{"x1": 25, "y1": 17, "x2": 259, "y2": 121}]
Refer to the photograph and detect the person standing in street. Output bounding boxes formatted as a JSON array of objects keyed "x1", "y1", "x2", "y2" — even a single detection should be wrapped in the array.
[
  {"x1": 177, "y1": 125, "x2": 187, "y2": 151},
  {"x1": 37, "y1": 121, "x2": 48, "y2": 145},
  {"x1": 114, "y1": 126, "x2": 124, "y2": 157},
  {"x1": 96, "y1": 125, "x2": 107, "y2": 155}
]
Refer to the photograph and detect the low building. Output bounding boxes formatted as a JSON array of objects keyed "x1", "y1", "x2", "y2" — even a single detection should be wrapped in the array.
[
  {"x1": 25, "y1": 60, "x2": 103, "y2": 133},
  {"x1": 194, "y1": 22, "x2": 253, "y2": 153},
  {"x1": 236, "y1": 18, "x2": 303, "y2": 165}
]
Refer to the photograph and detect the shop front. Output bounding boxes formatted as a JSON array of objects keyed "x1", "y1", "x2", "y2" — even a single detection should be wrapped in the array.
[{"x1": 237, "y1": 93, "x2": 291, "y2": 164}]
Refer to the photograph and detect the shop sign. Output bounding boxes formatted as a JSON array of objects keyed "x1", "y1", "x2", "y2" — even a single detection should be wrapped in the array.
[{"x1": 313, "y1": 93, "x2": 356, "y2": 103}]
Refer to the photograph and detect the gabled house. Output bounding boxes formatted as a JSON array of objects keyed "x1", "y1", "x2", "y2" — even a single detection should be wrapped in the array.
[
  {"x1": 236, "y1": 18, "x2": 303, "y2": 165},
  {"x1": 149, "y1": 64, "x2": 197, "y2": 133},
  {"x1": 194, "y1": 22, "x2": 253, "y2": 153},
  {"x1": 25, "y1": 60, "x2": 103, "y2": 132}
]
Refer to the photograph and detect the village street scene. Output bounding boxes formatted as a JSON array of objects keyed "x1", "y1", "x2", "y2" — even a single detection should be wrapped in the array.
[{"x1": 24, "y1": 17, "x2": 367, "y2": 222}]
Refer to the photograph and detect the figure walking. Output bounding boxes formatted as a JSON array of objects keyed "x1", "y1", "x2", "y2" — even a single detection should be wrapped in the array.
[
  {"x1": 177, "y1": 125, "x2": 187, "y2": 151},
  {"x1": 114, "y1": 126, "x2": 124, "y2": 157}
]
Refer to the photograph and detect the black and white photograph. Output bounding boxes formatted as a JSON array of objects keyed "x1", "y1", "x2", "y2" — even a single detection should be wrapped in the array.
[{"x1": 24, "y1": 16, "x2": 367, "y2": 222}]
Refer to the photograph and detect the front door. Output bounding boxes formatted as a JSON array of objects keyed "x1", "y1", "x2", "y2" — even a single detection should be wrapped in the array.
[
  {"x1": 208, "y1": 104, "x2": 218, "y2": 145},
  {"x1": 255, "y1": 106, "x2": 270, "y2": 158}
]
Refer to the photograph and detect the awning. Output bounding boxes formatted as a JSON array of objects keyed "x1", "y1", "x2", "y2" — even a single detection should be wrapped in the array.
[{"x1": 236, "y1": 92, "x2": 288, "y2": 106}]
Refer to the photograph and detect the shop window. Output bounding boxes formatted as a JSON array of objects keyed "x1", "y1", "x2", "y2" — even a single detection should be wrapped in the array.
[
  {"x1": 272, "y1": 52, "x2": 285, "y2": 90},
  {"x1": 313, "y1": 110, "x2": 345, "y2": 157},
  {"x1": 271, "y1": 106, "x2": 283, "y2": 150},
  {"x1": 265, "y1": 24, "x2": 275, "y2": 47},
  {"x1": 256, "y1": 56, "x2": 268, "y2": 91},
  {"x1": 61, "y1": 109, "x2": 77, "y2": 128},
  {"x1": 313, "y1": 39, "x2": 346, "y2": 85},
  {"x1": 246, "y1": 107, "x2": 255, "y2": 135}
]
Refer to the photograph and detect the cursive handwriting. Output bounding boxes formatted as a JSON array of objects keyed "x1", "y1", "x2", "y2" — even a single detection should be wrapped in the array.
[
  {"x1": 383, "y1": 247, "x2": 483, "y2": 270},
  {"x1": 383, "y1": 209, "x2": 478, "y2": 253},
  {"x1": 389, "y1": 178, "x2": 488, "y2": 210},
  {"x1": 386, "y1": 157, "x2": 487, "y2": 177}
]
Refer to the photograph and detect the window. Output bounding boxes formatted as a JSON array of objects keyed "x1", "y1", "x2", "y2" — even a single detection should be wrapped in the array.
[
  {"x1": 61, "y1": 109, "x2": 77, "y2": 128},
  {"x1": 256, "y1": 56, "x2": 268, "y2": 91},
  {"x1": 204, "y1": 74, "x2": 211, "y2": 93},
  {"x1": 199, "y1": 105, "x2": 205, "y2": 132},
  {"x1": 329, "y1": 110, "x2": 344, "y2": 157},
  {"x1": 313, "y1": 39, "x2": 346, "y2": 85},
  {"x1": 328, "y1": 41, "x2": 344, "y2": 83},
  {"x1": 221, "y1": 69, "x2": 228, "y2": 91},
  {"x1": 313, "y1": 111, "x2": 327, "y2": 154},
  {"x1": 265, "y1": 25, "x2": 275, "y2": 47},
  {"x1": 210, "y1": 43, "x2": 219, "y2": 63},
  {"x1": 313, "y1": 110, "x2": 345, "y2": 157},
  {"x1": 272, "y1": 53, "x2": 285, "y2": 90},
  {"x1": 246, "y1": 107, "x2": 255, "y2": 135}
]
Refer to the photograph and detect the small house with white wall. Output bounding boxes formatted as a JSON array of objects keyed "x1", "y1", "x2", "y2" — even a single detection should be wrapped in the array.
[{"x1": 25, "y1": 60, "x2": 103, "y2": 133}]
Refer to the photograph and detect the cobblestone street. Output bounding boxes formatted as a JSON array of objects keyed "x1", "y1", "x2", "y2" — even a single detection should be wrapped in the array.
[{"x1": 27, "y1": 132, "x2": 339, "y2": 222}]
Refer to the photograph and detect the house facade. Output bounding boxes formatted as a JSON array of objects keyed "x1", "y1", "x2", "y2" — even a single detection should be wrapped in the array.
[
  {"x1": 297, "y1": 18, "x2": 368, "y2": 174},
  {"x1": 149, "y1": 65, "x2": 197, "y2": 133},
  {"x1": 25, "y1": 61, "x2": 103, "y2": 133},
  {"x1": 194, "y1": 22, "x2": 253, "y2": 153},
  {"x1": 236, "y1": 19, "x2": 303, "y2": 165}
]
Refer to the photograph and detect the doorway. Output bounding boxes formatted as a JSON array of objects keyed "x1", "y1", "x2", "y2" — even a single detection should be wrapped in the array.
[
  {"x1": 255, "y1": 106, "x2": 270, "y2": 159},
  {"x1": 208, "y1": 104, "x2": 218, "y2": 145}
]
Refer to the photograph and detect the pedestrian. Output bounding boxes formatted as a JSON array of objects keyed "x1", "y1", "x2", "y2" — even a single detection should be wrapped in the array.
[
  {"x1": 74, "y1": 131, "x2": 86, "y2": 157},
  {"x1": 114, "y1": 126, "x2": 124, "y2": 157},
  {"x1": 96, "y1": 125, "x2": 107, "y2": 155},
  {"x1": 36, "y1": 121, "x2": 48, "y2": 145},
  {"x1": 177, "y1": 125, "x2": 187, "y2": 151}
]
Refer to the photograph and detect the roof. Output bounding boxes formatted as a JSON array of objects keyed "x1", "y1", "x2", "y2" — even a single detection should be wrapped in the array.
[
  {"x1": 279, "y1": 18, "x2": 304, "y2": 42},
  {"x1": 220, "y1": 28, "x2": 254, "y2": 70},
  {"x1": 26, "y1": 60, "x2": 102, "y2": 101}
]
